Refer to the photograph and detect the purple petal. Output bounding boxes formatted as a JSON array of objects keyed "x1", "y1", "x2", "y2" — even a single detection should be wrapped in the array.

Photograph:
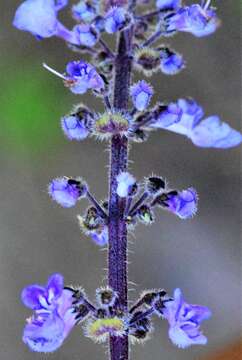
[
  {"x1": 47, "y1": 273, "x2": 64, "y2": 300},
  {"x1": 23, "y1": 312, "x2": 65, "y2": 352},
  {"x1": 13, "y1": 0, "x2": 58, "y2": 38},
  {"x1": 190, "y1": 116, "x2": 242, "y2": 148},
  {"x1": 21, "y1": 285, "x2": 47, "y2": 310}
]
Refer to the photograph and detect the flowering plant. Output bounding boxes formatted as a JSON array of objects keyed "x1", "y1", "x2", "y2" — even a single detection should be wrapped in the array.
[{"x1": 13, "y1": 0, "x2": 241, "y2": 358}]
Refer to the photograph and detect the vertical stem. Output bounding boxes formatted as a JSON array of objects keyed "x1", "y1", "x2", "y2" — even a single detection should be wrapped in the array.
[{"x1": 108, "y1": 28, "x2": 133, "y2": 360}]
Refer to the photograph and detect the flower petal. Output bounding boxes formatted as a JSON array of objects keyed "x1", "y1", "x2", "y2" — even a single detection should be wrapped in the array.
[
  {"x1": 47, "y1": 273, "x2": 64, "y2": 300},
  {"x1": 13, "y1": 0, "x2": 58, "y2": 38},
  {"x1": 190, "y1": 116, "x2": 242, "y2": 148},
  {"x1": 21, "y1": 285, "x2": 47, "y2": 310},
  {"x1": 23, "y1": 312, "x2": 65, "y2": 352}
]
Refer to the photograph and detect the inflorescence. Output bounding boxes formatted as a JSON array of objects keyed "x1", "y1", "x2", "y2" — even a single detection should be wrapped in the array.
[{"x1": 13, "y1": 0, "x2": 241, "y2": 356}]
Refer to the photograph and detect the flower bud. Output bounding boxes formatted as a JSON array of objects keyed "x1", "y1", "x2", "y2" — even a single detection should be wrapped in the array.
[
  {"x1": 130, "y1": 81, "x2": 153, "y2": 111},
  {"x1": 73, "y1": 24, "x2": 99, "y2": 47},
  {"x1": 61, "y1": 104, "x2": 94, "y2": 141},
  {"x1": 154, "y1": 188, "x2": 198, "y2": 219},
  {"x1": 134, "y1": 47, "x2": 160, "y2": 76},
  {"x1": 145, "y1": 176, "x2": 166, "y2": 195},
  {"x1": 72, "y1": 1, "x2": 97, "y2": 23},
  {"x1": 116, "y1": 172, "x2": 137, "y2": 198},
  {"x1": 48, "y1": 177, "x2": 87, "y2": 208},
  {"x1": 96, "y1": 287, "x2": 117, "y2": 308},
  {"x1": 137, "y1": 205, "x2": 154, "y2": 224},
  {"x1": 159, "y1": 47, "x2": 185, "y2": 75},
  {"x1": 104, "y1": 6, "x2": 131, "y2": 34},
  {"x1": 134, "y1": 20, "x2": 149, "y2": 40},
  {"x1": 129, "y1": 129, "x2": 149, "y2": 143},
  {"x1": 94, "y1": 51, "x2": 113, "y2": 75}
]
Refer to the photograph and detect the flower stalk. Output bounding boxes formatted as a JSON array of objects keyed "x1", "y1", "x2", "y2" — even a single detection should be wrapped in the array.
[{"x1": 108, "y1": 29, "x2": 133, "y2": 360}]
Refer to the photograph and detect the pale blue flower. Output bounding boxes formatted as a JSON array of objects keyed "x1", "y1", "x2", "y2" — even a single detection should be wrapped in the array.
[
  {"x1": 163, "y1": 288, "x2": 211, "y2": 348},
  {"x1": 21, "y1": 274, "x2": 76, "y2": 352}
]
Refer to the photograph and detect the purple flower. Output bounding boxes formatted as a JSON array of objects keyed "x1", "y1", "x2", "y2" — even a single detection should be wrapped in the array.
[
  {"x1": 159, "y1": 188, "x2": 198, "y2": 219},
  {"x1": 61, "y1": 106, "x2": 93, "y2": 141},
  {"x1": 21, "y1": 274, "x2": 76, "y2": 352},
  {"x1": 73, "y1": 24, "x2": 99, "y2": 47},
  {"x1": 72, "y1": 1, "x2": 97, "y2": 22},
  {"x1": 49, "y1": 177, "x2": 87, "y2": 208},
  {"x1": 13, "y1": 0, "x2": 79, "y2": 43},
  {"x1": 104, "y1": 7, "x2": 128, "y2": 34},
  {"x1": 65, "y1": 60, "x2": 105, "y2": 94},
  {"x1": 156, "y1": 0, "x2": 181, "y2": 10},
  {"x1": 163, "y1": 288, "x2": 211, "y2": 348},
  {"x1": 160, "y1": 48, "x2": 185, "y2": 75},
  {"x1": 130, "y1": 80, "x2": 153, "y2": 111},
  {"x1": 61, "y1": 115, "x2": 90, "y2": 140},
  {"x1": 150, "y1": 98, "x2": 242, "y2": 148},
  {"x1": 190, "y1": 116, "x2": 242, "y2": 148},
  {"x1": 116, "y1": 172, "x2": 136, "y2": 198},
  {"x1": 151, "y1": 98, "x2": 203, "y2": 131},
  {"x1": 167, "y1": 4, "x2": 220, "y2": 38},
  {"x1": 91, "y1": 226, "x2": 109, "y2": 246}
]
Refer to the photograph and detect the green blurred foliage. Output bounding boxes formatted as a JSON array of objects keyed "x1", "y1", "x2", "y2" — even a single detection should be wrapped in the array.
[{"x1": 0, "y1": 62, "x2": 70, "y2": 156}]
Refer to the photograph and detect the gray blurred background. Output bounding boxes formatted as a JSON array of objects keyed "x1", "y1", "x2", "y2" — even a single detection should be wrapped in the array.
[{"x1": 0, "y1": 0, "x2": 241, "y2": 359}]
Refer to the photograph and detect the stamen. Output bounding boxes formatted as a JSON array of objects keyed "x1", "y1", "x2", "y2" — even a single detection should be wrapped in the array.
[
  {"x1": 42, "y1": 63, "x2": 66, "y2": 80},
  {"x1": 203, "y1": 0, "x2": 211, "y2": 10}
]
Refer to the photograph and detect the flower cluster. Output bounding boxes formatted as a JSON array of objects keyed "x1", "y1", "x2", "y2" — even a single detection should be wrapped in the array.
[
  {"x1": 22, "y1": 274, "x2": 211, "y2": 351},
  {"x1": 13, "y1": 0, "x2": 241, "y2": 357}
]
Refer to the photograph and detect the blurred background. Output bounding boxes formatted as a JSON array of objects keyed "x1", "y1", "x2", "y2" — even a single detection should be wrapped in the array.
[{"x1": 0, "y1": 0, "x2": 241, "y2": 359}]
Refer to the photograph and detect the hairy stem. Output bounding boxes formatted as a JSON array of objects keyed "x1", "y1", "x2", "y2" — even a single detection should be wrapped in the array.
[{"x1": 108, "y1": 28, "x2": 133, "y2": 360}]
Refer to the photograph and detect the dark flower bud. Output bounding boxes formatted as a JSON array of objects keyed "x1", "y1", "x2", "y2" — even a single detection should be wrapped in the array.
[
  {"x1": 94, "y1": 51, "x2": 113, "y2": 75},
  {"x1": 137, "y1": 205, "x2": 154, "y2": 224},
  {"x1": 153, "y1": 190, "x2": 178, "y2": 207},
  {"x1": 146, "y1": 176, "x2": 166, "y2": 195},
  {"x1": 130, "y1": 328, "x2": 148, "y2": 341},
  {"x1": 129, "y1": 129, "x2": 149, "y2": 143},
  {"x1": 96, "y1": 308, "x2": 107, "y2": 319},
  {"x1": 74, "y1": 304, "x2": 90, "y2": 324},
  {"x1": 84, "y1": 207, "x2": 103, "y2": 231},
  {"x1": 134, "y1": 20, "x2": 149, "y2": 40},
  {"x1": 134, "y1": 47, "x2": 160, "y2": 76},
  {"x1": 96, "y1": 287, "x2": 117, "y2": 308}
]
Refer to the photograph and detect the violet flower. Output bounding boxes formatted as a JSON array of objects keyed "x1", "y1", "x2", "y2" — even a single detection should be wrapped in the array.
[
  {"x1": 13, "y1": 0, "x2": 78, "y2": 44},
  {"x1": 159, "y1": 48, "x2": 185, "y2": 75},
  {"x1": 65, "y1": 60, "x2": 105, "y2": 94},
  {"x1": 49, "y1": 177, "x2": 87, "y2": 208},
  {"x1": 72, "y1": 1, "x2": 97, "y2": 22},
  {"x1": 130, "y1": 80, "x2": 153, "y2": 111},
  {"x1": 167, "y1": 4, "x2": 220, "y2": 38},
  {"x1": 116, "y1": 172, "x2": 136, "y2": 198},
  {"x1": 21, "y1": 274, "x2": 76, "y2": 352},
  {"x1": 150, "y1": 98, "x2": 242, "y2": 148},
  {"x1": 73, "y1": 24, "x2": 99, "y2": 47},
  {"x1": 155, "y1": 188, "x2": 198, "y2": 219},
  {"x1": 104, "y1": 7, "x2": 129, "y2": 34},
  {"x1": 163, "y1": 288, "x2": 211, "y2": 348}
]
